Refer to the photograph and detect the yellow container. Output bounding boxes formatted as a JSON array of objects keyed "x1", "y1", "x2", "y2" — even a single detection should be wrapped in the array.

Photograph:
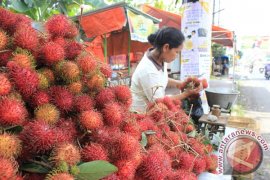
[{"x1": 227, "y1": 116, "x2": 260, "y2": 133}]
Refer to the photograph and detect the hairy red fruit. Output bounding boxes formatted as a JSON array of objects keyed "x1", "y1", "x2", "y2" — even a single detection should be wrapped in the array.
[
  {"x1": 86, "y1": 74, "x2": 105, "y2": 91},
  {"x1": 11, "y1": 48, "x2": 35, "y2": 69},
  {"x1": 193, "y1": 156, "x2": 206, "y2": 174},
  {"x1": 81, "y1": 143, "x2": 108, "y2": 162},
  {"x1": 65, "y1": 23, "x2": 79, "y2": 38},
  {"x1": 67, "y1": 81, "x2": 83, "y2": 94},
  {"x1": 52, "y1": 37, "x2": 67, "y2": 47},
  {"x1": 0, "y1": 7, "x2": 17, "y2": 33},
  {"x1": 45, "y1": 15, "x2": 71, "y2": 37},
  {"x1": 178, "y1": 152, "x2": 195, "y2": 171},
  {"x1": 56, "y1": 118, "x2": 78, "y2": 143},
  {"x1": 51, "y1": 143, "x2": 80, "y2": 166},
  {"x1": 65, "y1": 41, "x2": 82, "y2": 59},
  {"x1": 76, "y1": 55, "x2": 97, "y2": 74},
  {"x1": 79, "y1": 110, "x2": 104, "y2": 130},
  {"x1": 121, "y1": 121, "x2": 141, "y2": 140},
  {"x1": 102, "y1": 102, "x2": 123, "y2": 127},
  {"x1": 92, "y1": 127, "x2": 121, "y2": 146},
  {"x1": 74, "y1": 94, "x2": 93, "y2": 112},
  {"x1": 41, "y1": 42, "x2": 65, "y2": 65},
  {"x1": 0, "y1": 50, "x2": 12, "y2": 66},
  {"x1": 0, "y1": 29, "x2": 8, "y2": 50},
  {"x1": 0, "y1": 133, "x2": 21, "y2": 158},
  {"x1": 60, "y1": 61, "x2": 80, "y2": 82},
  {"x1": 31, "y1": 90, "x2": 50, "y2": 107},
  {"x1": 0, "y1": 157, "x2": 18, "y2": 180},
  {"x1": 35, "y1": 103, "x2": 60, "y2": 125},
  {"x1": 0, "y1": 73, "x2": 11, "y2": 96},
  {"x1": 49, "y1": 86, "x2": 73, "y2": 112},
  {"x1": 113, "y1": 85, "x2": 132, "y2": 107},
  {"x1": 200, "y1": 78, "x2": 208, "y2": 89},
  {"x1": 168, "y1": 169, "x2": 197, "y2": 180},
  {"x1": 0, "y1": 98, "x2": 27, "y2": 126},
  {"x1": 100, "y1": 63, "x2": 112, "y2": 78},
  {"x1": 205, "y1": 154, "x2": 218, "y2": 171},
  {"x1": 95, "y1": 88, "x2": 116, "y2": 108},
  {"x1": 115, "y1": 160, "x2": 137, "y2": 179},
  {"x1": 38, "y1": 68, "x2": 55, "y2": 84},
  {"x1": 162, "y1": 96, "x2": 178, "y2": 111},
  {"x1": 47, "y1": 173, "x2": 74, "y2": 180}
]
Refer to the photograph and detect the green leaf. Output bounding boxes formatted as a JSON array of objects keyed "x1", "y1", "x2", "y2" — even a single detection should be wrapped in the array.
[
  {"x1": 11, "y1": 0, "x2": 30, "y2": 12},
  {"x1": 4, "y1": 125, "x2": 23, "y2": 134},
  {"x1": 144, "y1": 130, "x2": 156, "y2": 135},
  {"x1": 187, "y1": 130, "x2": 196, "y2": 137},
  {"x1": 24, "y1": 0, "x2": 34, "y2": 7},
  {"x1": 77, "y1": 160, "x2": 118, "y2": 180},
  {"x1": 140, "y1": 132, "x2": 147, "y2": 147},
  {"x1": 20, "y1": 163, "x2": 50, "y2": 173}
]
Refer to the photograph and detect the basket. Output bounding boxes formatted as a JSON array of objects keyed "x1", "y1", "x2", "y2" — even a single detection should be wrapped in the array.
[{"x1": 227, "y1": 116, "x2": 260, "y2": 132}]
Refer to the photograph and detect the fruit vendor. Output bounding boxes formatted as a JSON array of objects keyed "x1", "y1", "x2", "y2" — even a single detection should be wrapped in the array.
[{"x1": 131, "y1": 27, "x2": 202, "y2": 113}]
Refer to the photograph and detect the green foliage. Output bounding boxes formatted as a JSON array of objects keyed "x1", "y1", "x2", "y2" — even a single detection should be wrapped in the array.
[
  {"x1": 20, "y1": 162, "x2": 50, "y2": 173},
  {"x1": 212, "y1": 43, "x2": 226, "y2": 58}
]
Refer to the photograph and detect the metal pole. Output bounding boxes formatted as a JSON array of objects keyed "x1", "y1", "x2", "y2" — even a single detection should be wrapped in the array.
[
  {"x1": 128, "y1": 32, "x2": 131, "y2": 75},
  {"x1": 232, "y1": 31, "x2": 237, "y2": 91},
  {"x1": 103, "y1": 34, "x2": 107, "y2": 63}
]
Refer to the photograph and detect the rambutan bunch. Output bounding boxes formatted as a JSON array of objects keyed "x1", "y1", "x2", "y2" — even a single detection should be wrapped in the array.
[
  {"x1": 45, "y1": 14, "x2": 71, "y2": 37},
  {"x1": 81, "y1": 143, "x2": 108, "y2": 162},
  {"x1": 7, "y1": 61, "x2": 39, "y2": 99},
  {"x1": 0, "y1": 133, "x2": 22, "y2": 158},
  {"x1": 13, "y1": 23, "x2": 39, "y2": 52},
  {"x1": 76, "y1": 54, "x2": 97, "y2": 74},
  {"x1": 99, "y1": 63, "x2": 112, "y2": 78},
  {"x1": 113, "y1": 85, "x2": 132, "y2": 108},
  {"x1": 0, "y1": 97, "x2": 27, "y2": 126},
  {"x1": 79, "y1": 110, "x2": 104, "y2": 131},
  {"x1": 74, "y1": 94, "x2": 94, "y2": 112},
  {"x1": 20, "y1": 121, "x2": 63, "y2": 153},
  {"x1": 0, "y1": 29, "x2": 8, "y2": 50},
  {"x1": 0, "y1": 157, "x2": 18, "y2": 180},
  {"x1": 137, "y1": 145, "x2": 171, "y2": 180},
  {"x1": 65, "y1": 41, "x2": 82, "y2": 60},
  {"x1": 35, "y1": 103, "x2": 60, "y2": 125},
  {"x1": 49, "y1": 86, "x2": 74, "y2": 112},
  {"x1": 102, "y1": 102, "x2": 123, "y2": 127},
  {"x1": 50, "y1": 143, "x2": 81, "y2": 166},
  {"x1": 11, "y1": 48, "x2": 36, "y2": 69},
  {"x1": 95, "y1": 87, "x2": 116, "y2": 108},
  {"x1": 40, "y1": 42, "x2": 65, "y2": 66},
  {"x1": 0, "y1": 73, "x2": 11, "y2": 96}
]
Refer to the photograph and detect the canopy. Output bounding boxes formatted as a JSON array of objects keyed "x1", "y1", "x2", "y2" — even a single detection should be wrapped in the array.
[{"x1": 142, "y1": 4, "x2": 233, "y2": 47}]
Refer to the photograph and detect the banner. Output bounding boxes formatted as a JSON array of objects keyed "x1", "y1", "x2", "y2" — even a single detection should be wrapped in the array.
[
  {"x1": 180, "y1": 0, "x2": 213, "y2": 80},
  {"x1": 127, "y1": 9, "x2": 158, "y2": 42}
]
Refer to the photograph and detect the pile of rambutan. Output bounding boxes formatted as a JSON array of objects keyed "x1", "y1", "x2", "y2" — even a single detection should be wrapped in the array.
[{"x1": 0, "y1": 7, "x2": 218, "y2": 180}]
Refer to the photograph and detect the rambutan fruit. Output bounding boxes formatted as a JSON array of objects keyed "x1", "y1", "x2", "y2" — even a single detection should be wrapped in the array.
[
  {"x1": 121, "y1": 121, "x2": 141, "y2": 140},
  {"x1": 40, "y1": 42, "x2": 65, "y2": 65},
  {"x1": 50, "y1": 143, "x2": 80, "y2": 166},
  {"x1": 65, "y1": 23, "x2": 79, "y2": 38},
  {"x1": 193, "y1": 156, "x2": 206, "y2": 174},
  {"x1": 86, "y1": 74, "x2": 105, "y2": 91},
  {"x1": 113, "y1": 85, "x2": 132, "y2": 107},
  {"x1": 49, "y1": 86, "x2": 74, "y2": 112},
  {"x1": 67, "y1": 81, "x2": 83, "y2": 94},
  {"x1": 74, "y1": 94, "x2": 94, "y2": 112},
  {"x1": 188, "y1": 140, "x2": 205, "y2": 156},
  {"x1": 205, "y1": 154, "x2": 218, "y2": 171},
  {"x1": 60, "y1": 61, "x2": 81, "y2": 82},
  {"x1": 31, "y1": 90, "x2": 50, "y2": 107},
  {"x1": 24, "y1": 173, "x2": 46, "y2": 180},
  {"x1": 65, "y1": 41, "x2": 82, "y2": 60},
  {"x1": 15, "y1": 14, "x2": 32, "y2": 28},
  {"x1": 100, "y1": 63, "x2": 112, "y2": 78},
  {"x1": 102, "y1": 174, "x2": 120, "y2": 180},
  {"x1": 15, "y1": 175, "x2": 24, "y2": 180},
  {"x1": 20, "y1": 121, "x2": 62, "y2": 153},
  {"x1": 0, "y1": 50, "x2": 12, "y2": 66},
  {"x1": 91, "y1": 127, "x2": 121, "y2": 146},
  {"x1": 95, "y1": 87, "x2": 116, "y2": 108},
  {"x1": 37, "y1": 72, "x2": 50, "y2": 90},
  {"x1": 137, "y1": 116, "x2": 155, "y2": 131},
  {"x1": 110, "y1": 133, "x2": 141, "y2": 160},
  {"x1": 76, "y1": 54, "x2": 97, "y2": 74},
  {"x1": 102, "y1": 102, "x2": 123, "y2": 127},
  {"x1": 162, "y1": 96, "x2": 177, "y2": 111},
  {"x1": 11, "y1": 48, "x2": 36, "y2": 69},
  {"x1": 178, "y1": 152, "x2": 195, "y2": 171},
  {"x1": 35, "y1": 103, "x2": 60, "y2": 125},
  {"x1": 13, "y1": 23, "x2": 38, "y2": 51},
  {"x1": 52, "y1": 37, "x2": 67, "y2": 47},
  {"x1": 7, "y1": 61, "x2": 39, "y2": 98},
  {"x1": 81, "y1": 143, "x2": 108, "y2": 162},
  {"x1": 115, "y1": 160, "x2": 137, "y2": 179},
  {"x1": 185, "y1": 124, "x2": 195, "y2": 133},
  {"x1": 168, "y1": 169, "x2": 197, "y2": 180},
  {"x1": 45, "y1": 14, "x2": 71, "y2": 37},
  {"x1": 38, "y1": 68, "x2": 55, "y2": 85},
  {"x1": 0, "y1": 133, "x2": 21, "y2": 158},
  {"x1": 164, "y1": 131, "x2": 180, "y2": 146},
  {"x1": 0, "y1": 97, "x2": 27, "y2": 126},
  {"x1": 6, "y1": 90, "x2": 23, "y2": 102},
  {"x1": 47, "y1": 172, "x2": 74, "y2": 180},
  {"x1": 0, "y1": 157, "x2": 18, "y2": 180},
  {"x1": 138, "y1": 145, "x2": 171, "y2": 180},
  {"x1": 0, "y1": 73, "x2": 11, "y2": 96},
  {"x1": 56, "y1": 118, "x2": 78, "y2": 143},
  {"x1": 147, "y1": 103, "x2": 167, "y2": 122},
  {"x1": 0, "y1": 29, "x2": 8, "y2": 50},
  {"x1": 0, "y1": 8, "x2": 17, "y2": 33},
  {"x1": 79, "y1": 110, "x2": 103, "y2": 130}
]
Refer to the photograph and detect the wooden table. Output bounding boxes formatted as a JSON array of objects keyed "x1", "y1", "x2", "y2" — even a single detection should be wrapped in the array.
[{"x1": 198, "y1": 114, "x2": 229, "y2": 139}]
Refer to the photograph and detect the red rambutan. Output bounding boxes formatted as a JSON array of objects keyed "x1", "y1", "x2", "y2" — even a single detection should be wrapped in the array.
[
  {"x1": 95, "y1": 87, "x2": 116, "y2": 108},
  {"x1": 162, "y1": 96, "x2": 178, "y2": 111},
  {"x1": 45, "y1": 14, "x2": 71, "y2": 37},
  {"x1": 137, "y1": 116, "x2": 155, "y2": 131},
  {"x1": 56, "y1": 118, "x2": 78, "y2": 143},
  {"x1": 91, "y1": 127, "x2": 121, "y2": 146},
  {"x1": 7, "y1": 61, "x2": 39, "y2": 98},
  {"x1": 113, "y1": 85, "x2": 132, "y2": 107},
  {"x1": 102, "y1": 174, "x2": 120, "y2": 180},
  {"x1": 168, "y1": 169, "x2": 197, "y2": 180},
  {"x1": 0, "y1": 157, "x2": 18, "y2": 180},
  {"x1": 0, "y1": 50, "x2": 12, "y2": 66},
  {"x1": 138, "y1": 145, "x2": 171, "y2": 180},
  {"x1": 81, "y1": 143, "x2": 108, "y2": 162},
  {"x1": 38, "y1": 68, "x2": 55, "y2": 85},
  {"x1": 0, "y1": 7, "x2": 17, "y2": 33},
  {"x1": 13, "y1": 23, "x2": 38, "y2": 51},
  {"x1": 100, "y1": 63, "x2": 112, "y2": 78},
  {"x1": 205, "y1": 154, "x2": 218, "y2": 171},
  {"x1": 102, "y1": 102, "x2": 123, "y2": 127},
  {"x1": 185, "y1": 124, "x2": 195, "y2": 133},
  {"x1": 76, "y1": 54, "x2": 97, "y2": 74},
  {"x1": 40, "y1": 42, "x2": 65, "y2": 65},
  {"x1": 0, "y1": 97, "x2": 27, "y2": 126},
  {"x1": 67, "y1": 81, "x2": 83, "y2": 94},
  {"x1": 37, "y1": 72, "x2": 50, "y2": 90},
  {"x1": 47, "y1": 172, "x2": 74, "y2": 180},
  {"x1": 121, "y1": 121, "x2": 141, "y2": 140},
  {"x1": 65, "y1": 41, "x2": 82, "y2": 60},
  {"x1": 65, "y1": 23, "x2": 79, "y2": 38},
  {"x1": 0, "y1": 133, "x2": 21, "y2": 158},
  {"x1": 0, "y1": 29, "x2": 8, "y2": 50},
  {"x1": 31, "y1": 90, "x2": 50, "y2": 107},
  {"x1": 35, "y1": 103, "x2": 60, "y2": 125},
  {"x1": 49, "y1": 86, "x2": 73, "y2": 112},
  {"x1": 0, "y1": 73, "x2": 11, "y2": 96},
  {"x1": 193, "y1": 156, "x2": 206, "y2": 174},
  {"x1": 52, "y1": 36, "x2": 67, "y2": 47},
  {"x1": 79, "y1": 110, "x2": 104, "y2": 130},
  {"x1": 50, "y1": 143, "x2": 80, "y2": 166},
  {"x1": 60, "y1": 61, "x2": 81, "y2": 82},
  {"x1": 74, "y1": 94, "x2": 94, "y2": 112},
  {"x1": 11, "y1": 48, "x2": 35, "y2": 69},
  {"x1": 86, "y1": 74, "x2": 105, "y2": 91},
  {"x1": 115, "y1": 160, "x2": 137, "y2": 180},
  {"x1": 15, "y1": 14, "x2": 32, "y2": 28},
  {"x1": 178, "y1": 152, "x2": 195, "y2": 171}
]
